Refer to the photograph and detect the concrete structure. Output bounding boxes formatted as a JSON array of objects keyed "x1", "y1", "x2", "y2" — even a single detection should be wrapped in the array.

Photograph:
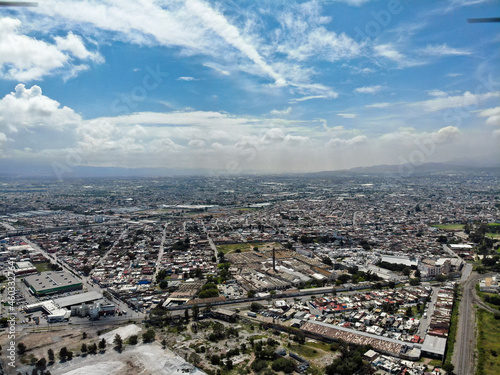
[
  {"x1": 24, "y1": 271, "x2": 83, "y2": 296},
  {"x1": 420, "y1": 335, "x2": 447, "y2": 359},
  {"x1": 300, "y1": 320, "x2": 421, "y2": 360},
  {"x1": 479, "y1": 274, "x2": 500, "y2": 293},
  {"x1": 13, "y1": 261, "x2": 37, "y2": 276},
  {"x1": 52, "y1": 290, "x2": 103, "y2": 308}
]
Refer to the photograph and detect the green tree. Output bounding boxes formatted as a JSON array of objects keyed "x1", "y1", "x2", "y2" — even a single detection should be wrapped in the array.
[
  {"x1": 192, "y1": 304, "x2": 200, "y2": 320},
  {"x1": 113, "y1": 334, "x2": 123, "y2": 352},
  {"x1": 59, "y1": 347, "x2": 69, "y2": 361},
  {"x1": 142, "y1": 329, "x2": 156, "y2": 343},
  {"x1": 17, "y1": 342, "x2": 26, "y2": 355},
  {"x1": 271, "y1": 358, "x2": 295, "y2": 373},
  {"x1": 88, "y1": 343, "x2": 97, "y2": 354},
  {"x1": 35, "y1": 357, "x2": 47, "y2": 370},
  {"x1": 98, "y1": 338, "x2": 106, "y2": 351},
  {"x1": 443, "y1": 362, "x2": 454, "y2": 374},
  {"x1": 251, "y1": 302, "x2": 264, "y2": 312},
  {"x1": 47, "y1": 348, "x2": 55, "y2": 362},
  {"x1": 81, "y1": 343, "x2": 87, "y2": 354},
  {"x1": 159, "y1": 280, "x2": 169, "y2": 289},
  {"x1": 128, "y1": 335, "x2": 138, "y2": 345}
]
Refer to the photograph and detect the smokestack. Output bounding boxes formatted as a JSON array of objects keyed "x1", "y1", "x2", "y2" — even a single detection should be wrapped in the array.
[{"x1": 273, "y1": 247, "x2": 276, "y2": 272}]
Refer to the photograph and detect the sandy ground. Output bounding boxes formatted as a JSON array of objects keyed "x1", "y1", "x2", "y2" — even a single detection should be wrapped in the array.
[
  {"x1": 1, "y1": 324, "x2": 206, "y2": 375},
  {"x1": 99, "y1": 324, "x2": 142, "y2": 343},
  {"x1": 50, "y1": 343, "x2": 207, "y2": 375}
]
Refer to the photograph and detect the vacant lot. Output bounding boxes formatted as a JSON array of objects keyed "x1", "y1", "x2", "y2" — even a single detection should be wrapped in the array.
[
  {"x1": 432, "y1": 224, "x2": 464, "y2": 231},
  {"x1": 217, "y1": 242, "x2": 281, "y2": 254},
  {"x1": 477, "y1": 310, "x2": 500, "y2": 375}
]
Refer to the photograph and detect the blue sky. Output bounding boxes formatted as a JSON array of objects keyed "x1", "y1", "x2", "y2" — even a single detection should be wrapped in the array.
[{"x1": 0, "y1": 0, "x2": 499, "y2": 174}]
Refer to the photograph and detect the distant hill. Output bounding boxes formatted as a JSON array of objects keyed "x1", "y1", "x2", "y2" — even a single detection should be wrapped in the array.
[
  {"x1": 0, "y1": 159, "x2": 498, "y2": 179},
  {"x1": 301, "y1": 161, "x2": 500, "y2": 177}
]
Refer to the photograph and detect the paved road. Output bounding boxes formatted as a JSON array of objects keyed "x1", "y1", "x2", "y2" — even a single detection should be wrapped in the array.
[
  {"x1": 453, "y1": 272, "x2": 495, "y2": 375},
  {"x1": 417, "y1": 286, "x2": 439, "y2": 337},
  {"x1": 153, "y1": 221, "x2": 169, "y2": 280}
]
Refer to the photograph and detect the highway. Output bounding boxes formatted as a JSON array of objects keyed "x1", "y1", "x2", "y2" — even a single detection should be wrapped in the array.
[{"x1": 453, "y1": 271, "x2": 495, "y2": 375}]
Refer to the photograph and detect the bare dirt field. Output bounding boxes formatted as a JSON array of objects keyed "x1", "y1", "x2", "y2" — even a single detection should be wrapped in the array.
[{"x1": 1, "y1": 324, "x2": 205, "y2": 375}]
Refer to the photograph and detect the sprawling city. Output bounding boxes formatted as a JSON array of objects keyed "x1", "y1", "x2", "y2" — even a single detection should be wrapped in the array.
[
  {"x1": 0, "y1": 170, "x2": 499, "y2": 375},
  {"x1": 1, "y1": 0, "x2": 499, "y2": 375}
]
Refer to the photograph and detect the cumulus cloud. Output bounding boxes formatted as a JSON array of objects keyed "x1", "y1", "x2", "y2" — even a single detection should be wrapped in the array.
[
  {"x1": 54, "y1": 32, "x2": 103, "y2": 62},
  {"x1": 0, "y1": 84, "x2": 80, "y2": 132},
  {"x1": 0, "y1": 83, "x2": 496, "y2": 173},
  {"x1": 413, "y1": 91, "x2": 500, "y2": 112},
  {"x1": 0, "y1": 17, "x2": 102, "y2": 81},
  {"x1": 477, "y1": 106, "x2": 500, "y2": 127},
  {"x1": 326, "y1": 135, "x2": 367, "y2": 148},
  {"x1": 354, "y1": 85, "x2": 382, "y2": 94}
]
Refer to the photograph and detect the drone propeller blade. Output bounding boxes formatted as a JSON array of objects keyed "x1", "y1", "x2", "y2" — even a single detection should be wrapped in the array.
[
  {"x1": 467, "y1": 18, "x2": 500, "y2": 23},
  {"x1": 0, "y1": 1, "x2": 38, "y2": 6}
]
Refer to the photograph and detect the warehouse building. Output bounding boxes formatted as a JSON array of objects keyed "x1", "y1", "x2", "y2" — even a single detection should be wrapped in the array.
[{"x1": 24, "y1": 271, "x2": 83, "y2": 296}]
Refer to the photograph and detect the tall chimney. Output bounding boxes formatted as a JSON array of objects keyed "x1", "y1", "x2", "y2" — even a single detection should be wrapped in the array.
[{"x1": 273, "y1": 247, "x2": 276, "y2": 272}]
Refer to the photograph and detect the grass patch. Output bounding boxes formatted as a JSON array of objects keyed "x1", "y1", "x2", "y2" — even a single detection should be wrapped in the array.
[
  {"x1": 444, "y1": 286, "x2": 460, "y2": 364},
  {"x1": 216, "y1": 242, "x2": 279, "y2": 254},
  {"x1": 216, "y1": 243, "x2": 257, "y2": 254},
  {"x1": 476, "y1": 309, "x2": 500, "y2": 375},
  {"x1": 432, "y1": 224, "x2": 464, "y2": 231},
  {"x1": 475, "y1": 287, "x2": 500, "y2": 312},
  {"x1": 34, "y1": 262, "x2": 53, "y2": 272},
  {"x1": 305, "y1": 341, "x2": 333, "y2": 352},
  {"x1": 288, "y1": 343, "x2": 322, "y2": 359}
]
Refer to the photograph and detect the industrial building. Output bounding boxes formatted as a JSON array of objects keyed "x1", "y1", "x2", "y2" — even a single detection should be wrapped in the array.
[
  {"x1": 52, "y1": 290, "x2": 103, "y2": 308},
  {"x1": 24, "y1": 271, "x2": 83, "y2": 296}
]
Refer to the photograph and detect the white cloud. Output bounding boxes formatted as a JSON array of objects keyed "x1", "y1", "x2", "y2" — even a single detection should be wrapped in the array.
[
  {"x1": 426, "y1": 89, "x2": 447, "y2": 97},
  {"x1": 0, "y1": 17, "x2": 101, "y2": 81},
  {"x1": 185, "y1": 0, "x2": 286, "y2": 87},
  {"x1": 374, "y1": 44, "x2": 404, "y2": 62},
  {"x1": 54, "y1": 32, "x2": 103, "y2": 62},
  {"x1": 477, "y1": 106, "x2": 500, "y2": 127},
  {"x1": 373, "y1": 43, "x2": 423, "y2": 68},
  {"x1": 270, "y1": 107, "x2": 292, "y2": 116},
  {"x1": 447, "y1": 73, "x2": 463, "y2": 77},
  {"x1": 420, "y1": 44, "x2": 471, "y2": 56},
  {"x1": 27, "y1": 1, "x2": 355, "y2": 97},
  {"x1": 355, "y1": 85, "x2": 382, "y2": 94},
  {"x1": 365, "y1": 102, "x2": 391, "y2": 108},
  {"x1": 326, "y1": 135, "x2": 367, "y2": 148},
  {"x1": 1, "y1": 82, "x2": 497, "y2": 173},
  {"x1": 189, "y1": 139, "x2": 205, "y2": 147},
  {"x1": 0, "y1": 84, "x2": 80, "y2": 133},
  {"x1": 413, "y1": 91, "x2": 500, "y2": 113},
  {"x1": 177, "y1": 76, "x2": 198, "y2": 81},
  {"x1": 203, "y1": 62, "x2": 230, "y2": 76}
]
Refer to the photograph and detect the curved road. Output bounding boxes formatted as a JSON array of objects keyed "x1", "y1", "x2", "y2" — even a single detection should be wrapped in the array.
[{"x1": 453, "y1": 271, "x2": 496, "y2": 375}]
